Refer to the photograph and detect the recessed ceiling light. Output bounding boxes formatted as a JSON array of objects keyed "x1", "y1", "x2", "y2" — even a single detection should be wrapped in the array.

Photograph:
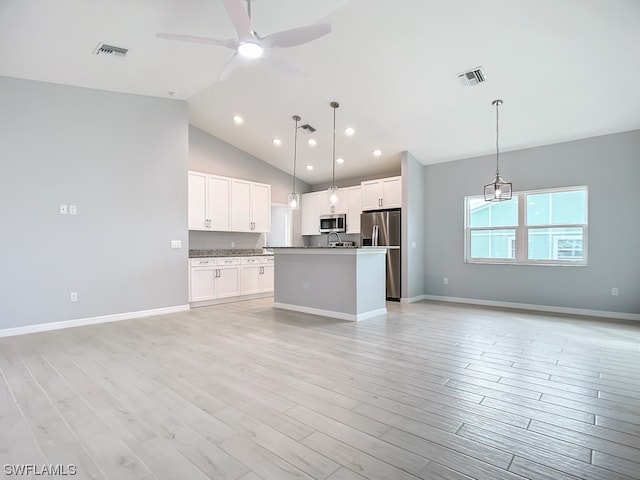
[
  {"x1": 272, "y1": 138, "x2": 282, "y2": 146},
  {"x1": 373, "y1": 149, "x2": 382, "y2": 157},
  {"x1": 344, "y1": 127, "x2": 355, "y2": 136},
  {"x1": 305, "y1": 164, "x2": 314, "y2": 171},
  {"x1": 308, "y1": 139, "x2": 317, "y2": 147},
  {"x1": 336, "y1": 157, "x2": 344, "y2": 164},
  {"x1": 232, "y1": 115, "x2": 243, "y2": 125}
]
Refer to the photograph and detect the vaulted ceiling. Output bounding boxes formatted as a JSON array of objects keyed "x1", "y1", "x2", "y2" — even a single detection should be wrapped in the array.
[{"x1": 1, "y1": 0, "x2": 639, "y2": 184}]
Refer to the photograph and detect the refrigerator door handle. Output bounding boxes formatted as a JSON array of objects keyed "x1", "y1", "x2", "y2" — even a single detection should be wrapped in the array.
[{"x1": 372, "y1": 224, "x2": 379, "y2": 246}]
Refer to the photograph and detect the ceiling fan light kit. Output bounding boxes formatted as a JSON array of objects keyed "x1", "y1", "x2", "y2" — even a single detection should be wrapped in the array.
[
  {"x1": 156, "y1": 0, "x2": 331, "y2": 80},
  {"x1": 484, "y1": 99, "x2": 512, "y2": 202}
]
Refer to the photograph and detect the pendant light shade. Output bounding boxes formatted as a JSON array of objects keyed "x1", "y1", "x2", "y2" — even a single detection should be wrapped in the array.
[
  {"x1": 484, "y1": 99, "x2": 512, "y2": 202},
  {"x1": 288, "y1": 115, "x2": 301, "y2": 210},
  {"x1": 328, "y1": 101, "x2": 339, "y2": 212}
]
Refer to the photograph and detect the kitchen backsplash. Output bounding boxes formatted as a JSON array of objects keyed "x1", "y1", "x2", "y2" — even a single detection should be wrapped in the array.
[{"x1": 189, "y1": 231, "x2": 265, "y2": 250}]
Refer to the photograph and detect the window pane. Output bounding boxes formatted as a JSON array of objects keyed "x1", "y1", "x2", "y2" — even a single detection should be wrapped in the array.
[
  {"x1": 469, "y1": 197, "x2": 518, "y2": 227},
  {"x1": 470, "y1": 229, "x2": 516, "y2": 259},
  {"x1": 527, "y1": 190, "x2": 586, "y2": 225},
  {"x1": 528, "y1": 227, "x2": 584, "y2": 261}
]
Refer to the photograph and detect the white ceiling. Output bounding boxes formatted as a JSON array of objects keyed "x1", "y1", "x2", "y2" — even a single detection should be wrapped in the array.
[{"x1": 2, "y1": 0, "x2": 639, "y2": 185}]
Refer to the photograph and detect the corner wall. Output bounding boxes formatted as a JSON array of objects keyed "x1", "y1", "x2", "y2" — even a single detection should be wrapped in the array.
[
  {"x1": 424, "y1": 130, "x2": 640, "y2": 315},
  {"x1": 0, "y1": 76, "x2": 189, "y2": 329},
  {"x1": 401, "y1": 151, "x2": 425, "y2": 300}
]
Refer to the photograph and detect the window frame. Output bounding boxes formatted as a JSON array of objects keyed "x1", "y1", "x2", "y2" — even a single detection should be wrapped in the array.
[{"x1": 464, "y1": 185, "x2": 588, "y2": 266}]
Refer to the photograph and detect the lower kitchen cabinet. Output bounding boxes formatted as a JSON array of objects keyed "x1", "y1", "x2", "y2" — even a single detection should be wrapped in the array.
[
  {"x1": 189, "y1": 256, "x2": 274, "y2": 304},
  {"x1": 240, "y1": 256, "x2": 274, "y2": 295},
  {"x1": 189, "y1": 258, "x2": 240, "y2": 302}
]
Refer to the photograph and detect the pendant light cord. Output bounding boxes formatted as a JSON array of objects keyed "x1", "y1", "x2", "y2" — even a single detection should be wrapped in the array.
[
  {"x1": 292, "y1": 116, "x2": 299, "y2": 193},
  {"x1": 494, "y1": 99, "x2": 501, "y2": 177},
  {"x1": 331, "y1": 101, "x2": 339, "y2": 187}
]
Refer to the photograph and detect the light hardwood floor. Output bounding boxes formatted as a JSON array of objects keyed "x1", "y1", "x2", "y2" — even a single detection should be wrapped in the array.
[{"x1": 1, "y1": 299, "x2": 639, "y2": 480}]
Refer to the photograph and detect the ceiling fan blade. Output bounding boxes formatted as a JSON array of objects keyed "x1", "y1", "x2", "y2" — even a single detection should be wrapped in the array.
[
  {"x1": 156, "y1": 33, "x2": 236, "y2": 49},
  {"x1": 262, "y1": 23, "x2": 331, "y2": 48},
  {"x1": 219, "y1": 53, "x2": 248, "y2": 81},
  {"x1": 222, "y1": 0, "x2": 254, "y2": 42}
]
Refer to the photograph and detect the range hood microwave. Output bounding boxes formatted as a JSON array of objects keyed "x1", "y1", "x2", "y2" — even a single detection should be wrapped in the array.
[{"x1": 320, "y1": 214, "x2": 346, "y2": 233}]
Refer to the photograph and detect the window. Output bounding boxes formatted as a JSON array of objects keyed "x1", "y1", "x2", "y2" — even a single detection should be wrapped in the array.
[{"x1": 465, "y1": 186, "x2": 588, "y2": 265}]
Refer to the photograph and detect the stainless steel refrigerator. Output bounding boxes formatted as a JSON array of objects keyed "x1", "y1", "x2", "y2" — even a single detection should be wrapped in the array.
[{"x1": 360, "y1": 209, "x2": 401, "y2": 301}]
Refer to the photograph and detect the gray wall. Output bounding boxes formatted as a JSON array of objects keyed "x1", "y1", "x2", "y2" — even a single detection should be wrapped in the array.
[
  {"x1": 401, "y1": 151, "x2": 425, "y2": 299},
  {"x1": 424, "y1": 129, "x2": 640, "y2": 315},
  {"x1": 189, "y1": 125, "x2": 310, "y2": 249},
  {"x1": 0, "y1": 76, "x2": 189, "y2": 329}
]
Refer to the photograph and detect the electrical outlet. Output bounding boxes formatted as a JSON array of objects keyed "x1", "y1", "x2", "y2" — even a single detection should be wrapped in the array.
[
  {"x1": 611, "y1": 287, "x2": 619, "y2": 296},
  {"x1": 170, "y1": 240, "x2": 181, "y2": 249},
  {"x1": 231, "y1": 241, "x2": 236, "y2": 248},
  {"x1": 411, "y1": 241, "x2": 417, "y2": 248},
  {"x1": 69, "y1": 205, "x2": 77, "y2": 215},
  {"x1": 443, "y1": 277, "x2": 449, "y2": 285},
  {"x1": 59, "y1": 204, "x2": 68, "y2": 214},
  {"x1": 70, "y1": 292, "x2": 78, "y2": 302}
]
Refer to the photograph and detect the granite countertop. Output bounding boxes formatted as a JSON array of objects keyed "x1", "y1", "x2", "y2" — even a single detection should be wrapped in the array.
[
  {"x1": 189, "y1": 248, "x2": 273, "y2": 258},
  {"x1": 271, "y1": 246, "x2": 359, "y2": 249}
]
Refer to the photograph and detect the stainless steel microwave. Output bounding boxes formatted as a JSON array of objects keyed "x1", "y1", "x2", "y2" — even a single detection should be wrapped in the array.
[{"x1": 320, "y1": 214, "x2": 346, "y2": 233}]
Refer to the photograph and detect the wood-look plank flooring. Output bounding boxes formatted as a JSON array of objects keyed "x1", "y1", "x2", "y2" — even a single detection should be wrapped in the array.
[{"x1": 1, "y1": 299, "x2": 639, "y2": 480}]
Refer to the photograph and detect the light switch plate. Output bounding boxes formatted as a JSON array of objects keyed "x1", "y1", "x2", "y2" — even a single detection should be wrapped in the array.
[
  {"x1": 170, "y1": 240, "x2": 182, "y2": 249},
  {"x1": 59, "y1": 204, "x2": 68, "y2": 214}
]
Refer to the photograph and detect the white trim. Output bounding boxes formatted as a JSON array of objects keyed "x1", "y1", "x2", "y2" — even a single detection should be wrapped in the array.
[
  {"x1": 422, "y1": 295, "x2": 640, "y2": 322},
  {"x1": 190, "y1": 292, "x2": 273, "y2": 308},
  {"x1": 0, "y1": 304, "x2": 190, "y2": 338},
  {"x1": 273, "y1": 302, "x2": 386, "y2": 322},
  {"x1": 401, "y1": 295, "x2": 427, "y2": 304}
]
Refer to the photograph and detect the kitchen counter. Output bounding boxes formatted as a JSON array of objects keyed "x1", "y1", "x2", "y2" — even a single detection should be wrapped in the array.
[
  {"x1": 189, "y1": 248, "x2": 273, "y2": 258},
  {"x1": 271, "y1": 247, "x2": 388, "y2": 321}
]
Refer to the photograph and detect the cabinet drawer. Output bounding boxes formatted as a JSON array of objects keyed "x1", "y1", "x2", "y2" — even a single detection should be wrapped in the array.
[
  {"x1": 261, "y1": 256, "x2": 274, "y2": 264},
  {"x1": 190, "y1": 258, "x2": 216, "y2": 267},
  {"x1": 217, "y1": 257, "x2": 240, "y2": 265},
  {"x1": 241, "y1": 256, "x2": 263, "y2": 265}
]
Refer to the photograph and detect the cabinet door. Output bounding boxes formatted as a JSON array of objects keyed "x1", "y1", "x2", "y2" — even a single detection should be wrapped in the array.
[
  {"x1": 361, "y1": 180, "x2": 383, "y2": 211},
  {"x1": 346, "y1": 186, "x2": 362, "y2": 234},
  {"x1": 208, "y1": 175, "x2": 231, "y2": 231},
  {"x1": 251, "y1": 182, "x2": 271, "y2": 233},
  {"x1": 381, "y1": 176, "x2": 402, "y2": 208},
  {"x1": 188, "y1": 172, "x2": 208, "y2": 230},
  {"x1": 261, "y1": 264, "x2": 275, "y2": 292},
  {"x1": 217, "y1": 266, "x2": 240, "y2": 298},
  {"x1": 190, "y1": 267, "x2": 216, "y2": 301},
  {"x1": 241, "y1": 265, "x2": 262, "y2": 294},
  {"x1": 231, "y1": 179, "x2": 252, "y2": 231},
  {"x1": 301, "y1": 192, "x2": 321, "y2": 235}
]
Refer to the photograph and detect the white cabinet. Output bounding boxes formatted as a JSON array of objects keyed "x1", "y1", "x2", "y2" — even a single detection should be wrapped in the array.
[
  {"x1": 361, "y1": 176, "x2": 402, "y2": 211},
  {"x1": 301, "y1": 192, "x2": 321, "y2": 236},
  {"x1": 189, "y1": 258, "x2": 240, "y2": 301},
  {"x1": 231, "y1": 179, "x2": 271, "y2": 233},
  {"x1": 345, "y1": 186, "x2": 362, "y2": 234},
  {"x1": 188, "y1": 172, "x2": 231, "y2": 231},
  {"x1": 240, "y1": 256, "x2": 274, "y2": 294}
]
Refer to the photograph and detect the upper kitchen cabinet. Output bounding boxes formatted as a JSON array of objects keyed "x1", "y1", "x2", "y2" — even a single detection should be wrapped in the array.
[
  {"x1": 345, "y1": 186, "x2": 362, "y2": 234},
  {"x1": 188, "y1": 171, "x2": 231, "y2": 231},
  {"x1": 301, "y1": 191, "x2": 321, "y2": 236},
  {"x1": 231, "y1": 179, "x2": 271, "y2": 233},
  {"x1": 361, "y1": 176, "x2": 402, "y2": 211}
]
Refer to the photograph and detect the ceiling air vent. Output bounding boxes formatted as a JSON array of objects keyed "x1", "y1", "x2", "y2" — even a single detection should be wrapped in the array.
[
  {"x1": 457, "y1": 67, "x2": 485, "y2": 87},
  {"x1": 301, "y1": 124, "x2": 316, "y2": 133},
  {"x1": 93, "y1": 43, "x2": 128, "y2": 58}
]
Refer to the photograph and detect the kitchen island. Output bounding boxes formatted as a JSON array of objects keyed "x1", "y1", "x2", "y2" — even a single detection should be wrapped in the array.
[{"x1": 271, "y1": 247, "x2": 388, "y2": 321}]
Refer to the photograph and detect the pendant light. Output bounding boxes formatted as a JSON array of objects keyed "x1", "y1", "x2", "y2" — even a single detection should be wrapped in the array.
[
  {"x1": 484, "y1": 99, "x2": 512, "y2": 202},
  {"x1": 327, "y1": 101, "x2": 339, "y2": 212},
  {"x1": 288, "y1": 115, "x2": 301, "y2": 210}
]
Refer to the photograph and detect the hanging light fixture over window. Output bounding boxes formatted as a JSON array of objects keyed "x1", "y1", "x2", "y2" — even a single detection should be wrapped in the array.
[
  {"x1": 484, "y1": 99, "x2": 512, "y2": 202},
  {"x1": 328, "y1": 101, "x2": 339, "y2": 212},
  {"x1": 288, "y1": 115, "x2": 301, "y2": 210}
]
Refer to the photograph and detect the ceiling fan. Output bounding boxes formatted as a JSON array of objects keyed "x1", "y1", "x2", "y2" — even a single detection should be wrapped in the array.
[{"x1": 156, "y1": 0, "x2": 331, "y2": 81}]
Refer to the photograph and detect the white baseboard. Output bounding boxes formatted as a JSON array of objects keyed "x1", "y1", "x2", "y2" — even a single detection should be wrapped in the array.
[
  {"x1": 0, "y1": 304, "x2": 191, "y2": 338},
  {"x1": 401, "y1": 295, "x2": 427, "y2": 304},
  {"x1": 190, "y1": 292, "x2": 273, "y2": 309},
  {"x1": 273, "y1": 302, "x2": 386, "y2": 322},
  {"x1": 421, "y1": 295, "x2": 640, "y2": 321}
]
